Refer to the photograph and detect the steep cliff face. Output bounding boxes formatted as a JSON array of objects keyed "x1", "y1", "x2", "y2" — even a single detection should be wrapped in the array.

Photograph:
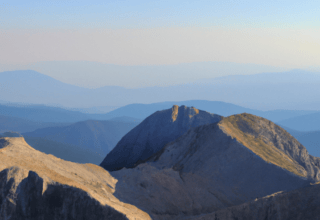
[
  {"x1": 0, "y1": 137, "x2": 151, "y2": 220},
  {"x1": 194, "y1": 183, "x2": 320, "y2": 220},
  {"x1": 101, "y1": 105, "x2": 222, "y2": 171},
  {"x1": 110, "y1": 113, "x2": 320, "y2": 220},
  {"x1": 0, "y1": 167, "x2": 128, "y2": 220}
]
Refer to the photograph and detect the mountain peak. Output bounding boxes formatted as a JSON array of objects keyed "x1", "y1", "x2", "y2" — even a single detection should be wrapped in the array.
[
  {"x1": 100, "y1": 105, "x2": 222, "y2": 171},
  {"x1": 218, "y1": 113, "x2": 320, "y2": 180},
  {"x1": 171, "y1": 105, "x2": 199, "y2": 122},
  {"x1": 109, "y1": 111, "x2": 320, "y2": 219}
]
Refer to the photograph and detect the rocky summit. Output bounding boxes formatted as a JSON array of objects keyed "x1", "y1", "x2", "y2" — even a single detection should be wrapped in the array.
[
  {"x1": 0, "y1": 137, "x2": 150, "y2": 220},
  {"x1": 100, "y1": 105, "x2": 222, "y2": 171},
  {"x1": 109, "y1": 113, "x2": 320, "y2": 220}
]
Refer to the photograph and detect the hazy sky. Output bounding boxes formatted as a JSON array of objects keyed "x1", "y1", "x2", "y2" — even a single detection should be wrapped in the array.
[{"x1": 0, "y1": 0, "x2": 319, "y2": 87}]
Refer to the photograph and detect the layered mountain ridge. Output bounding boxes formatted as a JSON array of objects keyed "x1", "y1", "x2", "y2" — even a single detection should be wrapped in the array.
[
  {"x1": 23, "y1": 119, "x2": 139, "y2": 156},
  {"x1": 3, "y1": 69, "x2": 320, "y2": 110}
]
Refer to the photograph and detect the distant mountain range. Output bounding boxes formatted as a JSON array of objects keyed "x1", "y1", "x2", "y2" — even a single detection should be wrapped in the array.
[
  {"x1": 23, "y1": 119, "x2": 139, "y2": 156},
  {"x1": 277, "y1": 112, "x2": 320, "y2": 131},
  {"x1": 0, "y1": 103, "x2": 142, "y2": 123},
  {"x1": 1, "y1": 100, "x2": 319, "y2": 134},
  {"x1": 0, "y1": 114, "x2": 69, "y2": 133},
  {"x1": 103, "y1": 100, "x2": 318, "y2": 123},
  {"x1": 23, "y1": 136, "x2": 105, "y2": 165},
  {"x1": 0, "y1": 103, "x2": 91, "y2": 123},
  {"x1": 2, "y1": 69, "x2": 320, "y2": 110}
]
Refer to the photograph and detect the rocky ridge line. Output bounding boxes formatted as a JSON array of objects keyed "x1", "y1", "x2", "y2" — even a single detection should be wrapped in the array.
[{"x1": 0, "y1": 137, "x2": 150, "y2": 220}]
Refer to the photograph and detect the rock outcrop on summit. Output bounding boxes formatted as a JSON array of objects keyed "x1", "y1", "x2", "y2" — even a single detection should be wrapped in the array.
[
  {"x1": 100, "y1": 105, "x2": 222, "y2": 171},
  {"x1": 0, "y1": 137, "x2": 150, "y2": 220},
  {"x1": 110, "y1": 112, "x2": 320, "y2": 220}
]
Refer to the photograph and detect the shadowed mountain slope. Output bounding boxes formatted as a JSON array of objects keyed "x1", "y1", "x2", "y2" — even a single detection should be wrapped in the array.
[
  {"x1": 0, "y1": 137, "x2": 150, "y2": 220},
  {"x1": 23, "y1": 120, "x2": 139, "y2": 156},
  {"x1": 100, "y1": 105, "x2": 222, "y2": 171},
  {"x1": 109, "y1": 112, "x2": 320, "y2": 220},
  {"x1": 194, "y1": 183, "x2": 320, "y2": 220}
]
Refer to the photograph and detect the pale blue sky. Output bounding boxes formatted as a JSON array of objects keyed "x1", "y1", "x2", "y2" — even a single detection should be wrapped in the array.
[
  {"x1": 1, "y1": 0, "x2": 319, "y2": 29},
  {"x1": 0, "y1": 0, "x2": 319, "y2": 88}
]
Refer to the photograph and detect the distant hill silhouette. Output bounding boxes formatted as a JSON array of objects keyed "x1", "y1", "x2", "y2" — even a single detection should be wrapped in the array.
[
  {"x1": 103, "y1": 100, "x2": 317, "y2": 122},
  {"x1": 278, "y1": 112, "x2": 320, "y2": 131},
  {"x1": 0, "y1": 115, "x2": 69, "y2": 133},
  {"x1": 0, "y1": 131, "x2": 105, "y2": 164},
  {"x1": 2, "y1": 100, "x2": 316, "y2": 127},
  {"x1": 109, "y1": 116, "x2": 143, "y2": 123},
  {"x1": 0, "y1": 103, "x2": 91, "y2": 123},
  {"x1": 23, "y1": 119, "x2": 139, "y2": 157},
  {"x1": 2, "y1": 69, "x2": 320, "y2": 110},
  {"x1": 24, "y1": 137, "x2": 105, "y2": 165}
]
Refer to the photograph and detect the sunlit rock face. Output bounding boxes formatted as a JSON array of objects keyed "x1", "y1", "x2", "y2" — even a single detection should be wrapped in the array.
[
  {"x1": 100, "y1": 105, "x2": 222, "y2": 171},
  {"x1": 0, "y1": 137, "x2": 151, "y2": 220},
  {"x1": 109, "y1": 112, "x2": 320, "y2": 220}
]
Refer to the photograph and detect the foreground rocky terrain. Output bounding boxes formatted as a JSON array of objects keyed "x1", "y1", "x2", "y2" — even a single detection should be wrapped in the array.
[
  {"x1": 101, "y1": 105, "x2": 222, "y2": 171},
  {"x1": 106, "y1": 108, "x2": 320, "y2": 219},
  {"x1": 0, "y1": 137, "x2": 150, "y2": 220},
  {"x1": 2, "y1": 105, "x2": 320, "y2": 220},
  {"x1": 193, "y1": 183, "x2": 320, "y2": 220}
]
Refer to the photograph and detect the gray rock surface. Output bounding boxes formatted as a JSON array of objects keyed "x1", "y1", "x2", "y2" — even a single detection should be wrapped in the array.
[
  {"x1": 0, "y1": 167, "x2": 127, "y2": 220},
  {"x1": 101, "y1": 105, "x2": 222, "y2": 171},
  {"x1": 193, "y1": 183, "x2": 320, "y2": 220},
  {"x1": 0, "y1": 137, "x2": 151, "y2": 220},
  {"x1": 111, "y1": 113, "x2": 320, "y2": 219}
]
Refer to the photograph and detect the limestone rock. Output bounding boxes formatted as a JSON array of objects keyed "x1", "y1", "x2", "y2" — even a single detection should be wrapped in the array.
[
  {"x1": 110, "y1": 113, "x2": 320, "y2": 219},
  {"x1": 0, "y1": 137, "x2": 151, "y2": 220},
  {"x1": 101, "y1": 105, "x2": 222, "y2": 171},
  {"x1": 193, "y1": 183, "x2": 320, "y2": 220}
]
